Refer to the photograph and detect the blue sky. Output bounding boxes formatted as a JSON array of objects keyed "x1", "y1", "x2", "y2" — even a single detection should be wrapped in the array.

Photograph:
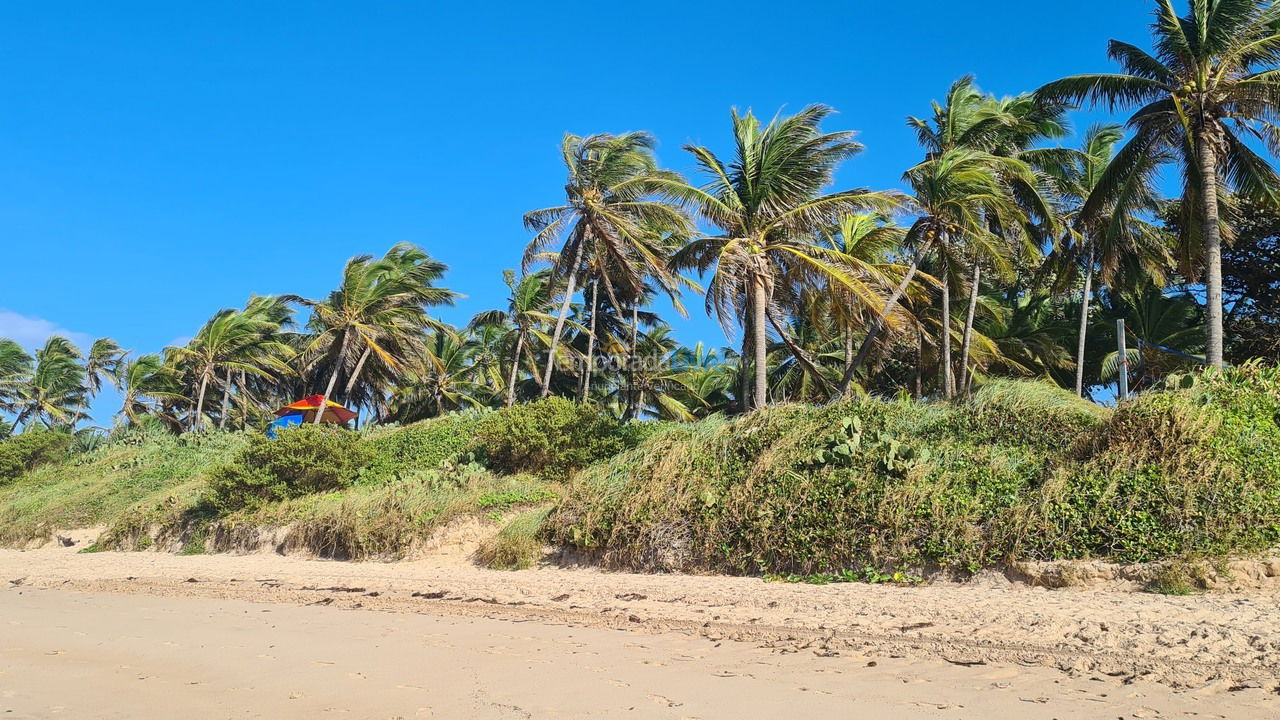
[{"x1": 0, "y1": 1, "x2": 1160, "y2": 422}]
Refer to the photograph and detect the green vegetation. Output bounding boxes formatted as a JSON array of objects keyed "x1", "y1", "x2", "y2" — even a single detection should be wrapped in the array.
[
  {"x1": 0, "y1": 430, "x2": 71, "y2": 483},
  {"x1": 208, "y1": 425, "x2": 373, "y2": 512},
  {"x1": 1, "y1": 370, "x2": 1279, "y2": 580},
  {"x1": 477, "y1": 506, "x2": 554, "y2": 570},
  {"x1": 0, "y1": 428, "x2": 247, "y2": 546},
  {"x1": 547, "y1": 367, "x2": 1280, "y2": 575},
  {"x1": 471, "y1": 398, "x2": 650, "y2": 479}
]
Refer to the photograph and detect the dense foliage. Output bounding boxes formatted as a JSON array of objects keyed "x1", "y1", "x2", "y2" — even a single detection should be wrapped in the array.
[
  {"x1": 547, "y1": 368, "x2": 1280, "y2": 574},
  {"x1": 0, "y1": 430, "x2": 71, "y2": 483},
  {"x1": 208, "y1": 426, "x2": 373, "y2": 511},
  {"x1": 471, "y1": 398, "x2": 649, "y2": 479}
]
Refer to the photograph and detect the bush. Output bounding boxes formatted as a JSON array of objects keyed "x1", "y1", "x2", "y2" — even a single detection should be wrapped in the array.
[
  {"x1": 0, "y1": 431, "x2": 72, "y2": 483},
  {"x1": 472, "y1": 398, "x2": 644, "y2": 479},
  {"x1": 359, "y1": 411, "x2": 489, "y2": 484},
  {"x1": 208, "y1": 426, "x2": 372, "y2": 512},
  {"x1": 549, "y1": 371, "x2": 1280, "y2": 575}
]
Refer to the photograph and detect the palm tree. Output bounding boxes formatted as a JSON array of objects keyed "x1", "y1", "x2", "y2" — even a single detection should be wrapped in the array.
[
  {"x1": 1037, "y1": 0, "x2": 1280, "y2": 368},
  {"x1": 75, "y1": 337, "x2": 127, "y2": 427},
  {"x1": 659, "y1": 105, "x2": 900, "y2": 409},
  {"x1": 469, "y1": 269, "x2": 559, "y2": 407},
  {"x1": 1100, "y1": 282, "x2": 1205, "y2": 393},
  {"x1": 11, "y1": 336, "x2": 86, "y2": 431},
  {"x1": 666, "y1": 342, "x2": 735, "y2": 417},
  {"x1": 117, "y1": 354, "x2": 185, "y2": 428},
  {"x1": 1047, "y1": 124, "x2": 1170, "y2": 396},
  {"x1": 893, "y1": 147, "x2": 1035, "y2": 397},
  {"x1": 170, "y1": 297, "x2": 295, "y2": 431},
  {"x1": 0, "y1": 339, "x2": 33, "y2": 433},
  {"x1": 816, "y1": 214, "x2": 919, "y2": 395},
  {"x1": 385, "y1": 329, "x2": 492, "y2": 421},
  {"x1": 904, "y1": 77, "x2": 1065, "y2": 396},
  {"x1": 523, "y1": 132, "x2": 690, "y2": 399},
  {"x1": 301, "y1": 243, "x2": 455, "y2": 424}
]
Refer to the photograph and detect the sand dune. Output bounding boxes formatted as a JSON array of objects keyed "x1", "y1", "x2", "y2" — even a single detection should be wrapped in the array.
[{"x1": 2, "y1": 542, "x2": 1278, "y2": 718}]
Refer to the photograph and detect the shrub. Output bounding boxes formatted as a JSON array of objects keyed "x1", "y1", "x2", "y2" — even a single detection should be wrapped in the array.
[
  {"x1": 359, "y1": 411, "x2": 489, "y2": 484},
  {"x1": 0, "y1": 431, "x2": 72, "y2": 483},
  {"x1": 208, "y1": 425, "x2": 372, "y2": 512},
  {"x1": 472, "y1": 398, "x2": 642, "y2": 479},
  {"x1": 549, "y1": 371, "x2": 1280, "y2": 575},
  {"x1": 1027, "y1": 364, "x2": 1280, "y2": 562}
]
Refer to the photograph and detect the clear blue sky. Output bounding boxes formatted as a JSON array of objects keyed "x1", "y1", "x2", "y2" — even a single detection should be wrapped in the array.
[{"x1": 0, "y1": 0, "x2": 1158, "y2": 422}]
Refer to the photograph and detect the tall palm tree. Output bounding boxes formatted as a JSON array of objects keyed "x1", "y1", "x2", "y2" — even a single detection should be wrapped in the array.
[
  {"x1": 659, "y1": 105, "x2": 900, "y2": 409},
  {"x1": 523, "y1": 132, "x2": 690, "y2": 399},
  {"x1": 11, "y1": 336, "x2": 86, "y2": 431},
  {"x1": 893, "y1": 147, "x2": 1034, "y2": 397},
  {"x1": 469, "y1": 269, "x2": 559, "y2": 407},
  {"x1": 1047, "y1": 124, "x2": 1170, "y2": 396},
  {"x1": 302, "y1": 243, "x2": 455, "y2": 424},
  {"x1": 906, "y1": 77, "x2": 1065, "y2": 395},
  {"x1": 75, "y1": 337, "x2": 127, "y2": 427},
  {"x1": 1037, "y1": 0, "x2": 1280, "y2": 368}
]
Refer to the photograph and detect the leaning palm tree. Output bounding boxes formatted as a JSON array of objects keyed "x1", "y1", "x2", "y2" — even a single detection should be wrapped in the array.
[
  {"x1": 170, "y1": 297, "x2": 294, "y2": 431},
  {"x1": 658, "y1": 105, "x2": 901, "y2": 409},
  {"x1": 75, "y1": 337, "x2": 127, "y2": 426},
  {"x1": 11, "y1": 336, "x2": 86, "y2": 431},
  {"x1": 1046, "y1": 124, "x2": 1170, "y2": 396},
  {"x1": 0, "y1": 339, "x2": 33, "y2": 430},
  {"x1": 117, "y1": 354, "x2": 185, "y2": 428},
  {"x1": 1037, "y1": 0, "x2": 1280, "y2": 368},
  {"x1": 523, "y1": 132, "x2": 690, "y2": 399},
  {"x1": 301, "y1": 243, "x2": 455, "y2": 424}
]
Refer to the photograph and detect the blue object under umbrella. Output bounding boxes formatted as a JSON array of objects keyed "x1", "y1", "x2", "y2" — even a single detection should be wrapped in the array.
[{"x1": 266, "y1": 412, "x2": 305, "y2": 438}]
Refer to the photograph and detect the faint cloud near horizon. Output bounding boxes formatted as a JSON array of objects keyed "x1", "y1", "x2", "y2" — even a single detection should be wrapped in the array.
[{"x1": 0, "y1": 309, "x2": 94, "y2": 352}]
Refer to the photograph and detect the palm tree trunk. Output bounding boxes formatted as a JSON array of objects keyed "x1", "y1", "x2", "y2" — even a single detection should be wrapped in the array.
[
  {"x1": 580, "y1": 278, "x2": 599, "y2": 402},
  {"x1": 1196, "y1": 128, "x2": 1225, "y2": 368},
  {"x1": 313, "y1": 333, "x2": 348, "y2": 425},
  {"x1": 914, "y1": 323, "x2": 924, "y2": 400},
  {"x1": 217, "y1": 367, "x2": 233, "y2": 430},
  {"x1": 838, "y1": 257, "x2": 919, "y2": 395},
  {"x1": 540, "y1": 243, "x2": 584, "y2": 398},
  {"x1": 958, "y1": 262, "x2": 982, "y2": 395},
  {"x1": 1074, "y1": 253, "x2": 1095, "y2": 397},
  {"x1": 193, "y1": 368, "x2": 211, "y2": 431},
  {"x1": 941, "y1": 270, "x2": 954, "y2": 399},
  {"x1": 624, "y1": 303, "x2": 639, "y2": 420},
  {"x1": 751, "y1": 276, "x2": 769, "y2": 410},
  {"x1": 506, "y1": 331, "x2": 524, "y2": 408},
  {"x1": 342, "y1": 345, "x2": 372, "y2": 403}
]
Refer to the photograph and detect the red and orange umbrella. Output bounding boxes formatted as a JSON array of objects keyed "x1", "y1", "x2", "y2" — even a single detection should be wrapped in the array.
[{"x1": 274, "y1": 395, "x2": 358, "y2": 424}]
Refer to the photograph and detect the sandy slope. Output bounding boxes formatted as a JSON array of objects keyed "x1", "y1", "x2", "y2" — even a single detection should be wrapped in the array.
[{"x1": 2, "y1": 542, "x2": 1279, "y2": 718}]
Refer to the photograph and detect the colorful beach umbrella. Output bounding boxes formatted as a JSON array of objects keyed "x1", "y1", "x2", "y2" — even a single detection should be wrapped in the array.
[{"x1": 273, "y1": 394, "x2": 358, "y2": 424}]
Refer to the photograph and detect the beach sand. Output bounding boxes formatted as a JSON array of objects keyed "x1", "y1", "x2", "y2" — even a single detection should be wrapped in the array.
[{"x1": 1, "y1": 540, "x2": 1278, "y2": 718}]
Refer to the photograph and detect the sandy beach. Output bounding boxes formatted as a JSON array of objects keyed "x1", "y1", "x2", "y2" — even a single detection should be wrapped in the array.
[{"x1": 2, "y1": 541, "x2": 1278, "y2": 718}]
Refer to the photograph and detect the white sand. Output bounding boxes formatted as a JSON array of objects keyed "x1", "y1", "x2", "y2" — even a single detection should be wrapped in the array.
[{"x1": 2, "y1": 542, "x2": 1278, "y2": 718}]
